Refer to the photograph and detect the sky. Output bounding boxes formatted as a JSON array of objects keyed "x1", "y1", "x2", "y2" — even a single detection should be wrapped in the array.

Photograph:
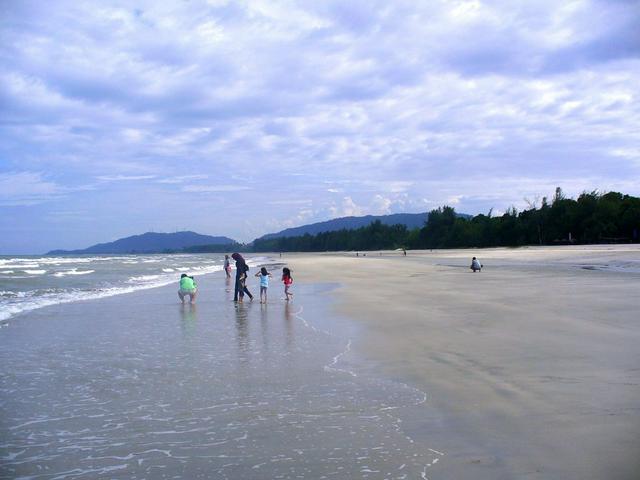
[{"x1": 1, "y1": 0, "x2": 639, "y2": 254}]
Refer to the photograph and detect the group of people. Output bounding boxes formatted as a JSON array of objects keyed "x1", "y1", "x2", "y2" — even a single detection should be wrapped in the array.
[
  {"x1": 178, "y1": 253, "x2": 294, "y2": 304},
  {"x1": 178, "y1": 252, "x2": 481, "y2": 304}
]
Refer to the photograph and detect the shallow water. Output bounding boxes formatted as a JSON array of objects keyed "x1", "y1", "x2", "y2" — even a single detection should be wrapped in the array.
[
  {"x1": 0, "y1": 253, "x2": 266, "y2": 322},
  {"x1": 0, "y1": 273, "x2": 441, "y2": 479}
]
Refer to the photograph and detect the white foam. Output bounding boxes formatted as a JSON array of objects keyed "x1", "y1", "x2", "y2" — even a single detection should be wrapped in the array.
[
  {"x1": 53, "y1": 269, "x2": 95, "y2": 277},
  {"x1": 127, "y1": 275, "x2": 161, "y2": 283},
  {"x1": 162, "y1": 268, "x2": 174, "y2": 272},
  {"x1": 0, "y1": 290, "x2": 29, "y2": 298},
  {"x1": 0, "y1": 263, "x2": 226, "y2": 322},
  {"x1": 24, "y1": 270, "x2": 47, "y2": 275}
]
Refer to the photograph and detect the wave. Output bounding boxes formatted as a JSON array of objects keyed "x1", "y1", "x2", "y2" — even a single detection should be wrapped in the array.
[
  {"x1": 127, "y1": 274, "x2": 161, "y2": 283},
  {"x1": 52, "y1": 269, "x2": 95, "y2": 277},
  {"x1": 4, "y1": 263, "x2": 40, "y2": 269},
  {"x1": 0, "y1": 263, "x2": 226, "y2": 322},
  {"x1": 1, "y1": 256, "x2": 143, "y2": 266},
  {"x1": 0, "y1": 255, "x2": 283, "y2": 323},
  {"x1": 0, "y1": 291, "x2": 28, "y2": 298},
  {"x1": 0, "y1": 287, "x2": 142, "y2": 322}
]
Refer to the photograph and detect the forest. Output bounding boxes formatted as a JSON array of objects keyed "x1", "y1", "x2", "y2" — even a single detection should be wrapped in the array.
[{"x1": 251, "y1": 189, "x2": 640, "y2": 252}]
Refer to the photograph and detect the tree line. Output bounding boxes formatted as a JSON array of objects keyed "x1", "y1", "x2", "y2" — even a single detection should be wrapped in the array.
[{"x1": 252, "y1": 189, "x2": 640, "y2": 252}]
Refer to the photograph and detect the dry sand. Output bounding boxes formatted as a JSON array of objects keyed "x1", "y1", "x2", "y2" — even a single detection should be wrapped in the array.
[{"x1": 286, "y1": 245, "x2": 640, "y2": 480}]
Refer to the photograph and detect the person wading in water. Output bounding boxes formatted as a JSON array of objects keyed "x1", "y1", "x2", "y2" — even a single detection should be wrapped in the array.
[{"x1": 231, "y1": 252, "x2": 253, "y2": 302}]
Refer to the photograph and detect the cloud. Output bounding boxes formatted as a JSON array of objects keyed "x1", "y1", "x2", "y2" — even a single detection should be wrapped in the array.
[
  {"x1": 182, "y1": 184, "x2": 251, "y2": 193},
  {"x1": 156, "y1": 174, "x2": 210, "y2": 184},
  {"x1": 371, "y1": 194, "x2": 393, "y2": 214},
  {"x1": 96, "y1": 175, "x2": 156, "y2": 182},
  {"x1": 0, "y1": 171, "x2": 66, "y2": 206},
  {"x1": 329, "y1": 196, "x2": 364, "y2": 218},
  {"x1": 0, "y1": 0, "x2": 638, "y2": 251}
]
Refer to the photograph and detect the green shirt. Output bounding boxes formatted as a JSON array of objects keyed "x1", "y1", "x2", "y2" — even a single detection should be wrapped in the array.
[{"x1": 180, "y1": 276, "x2": 196, "y2": 290}]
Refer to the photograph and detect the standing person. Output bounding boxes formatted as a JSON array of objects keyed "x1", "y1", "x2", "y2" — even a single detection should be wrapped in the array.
[
  {"x1": 231, "y1": 253, "x2": 253, "y2": 302},
  {"x1": 470, "y1": 257, "x2": 482, "y2": 272},
  {"x1": 237, "y1": 268, "x2": 248, "y2": 303},
  {"x1": 224, "y1": 255, "x2": 232, "y2": 278},
  {"x1": 282, "y1": 267, "x2": 293, "y2": 301},
  {"x1": 240, "y1": 262, "x2": 253, "y2": 301},
  {"x1": 178, "y1": 273, "x2": 197, "y2": 304},
  {"x1": 255, "y1": 267, "x2": 272, "y2": 304}
]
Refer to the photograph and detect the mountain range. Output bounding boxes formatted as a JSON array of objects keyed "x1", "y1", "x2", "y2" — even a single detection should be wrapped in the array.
[
  {"x1": 257, "y1": 212, "x2": 432, "y2": 240},
  {"x1": 48, "y1": 231, "x2": 236, "y2": 255},
  {"x1": 47, "y1": 211, "x2": 468, "y2": 254}
]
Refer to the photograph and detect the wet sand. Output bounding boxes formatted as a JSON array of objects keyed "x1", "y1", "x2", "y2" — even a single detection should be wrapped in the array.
[
  {"x1": 0, "y1": 272, "x2": 442, "y2": 479},
  {"x1": 289, "y1": 245, "x2": 640, "y2": 480}
]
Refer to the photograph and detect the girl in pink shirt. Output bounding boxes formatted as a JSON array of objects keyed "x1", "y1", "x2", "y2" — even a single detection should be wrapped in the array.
[{"x1": 282, "y1": 267, "x2": 293, "y2": 301}]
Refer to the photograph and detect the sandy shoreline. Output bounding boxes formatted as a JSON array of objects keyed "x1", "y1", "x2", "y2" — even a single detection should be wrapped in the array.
[
  {"x1": 1, "y1": 269, "x2": 444, "y2": 479},
  {"x1": 2, "y1": 245, "x2": 639, "y2": 479},
  {"x1": 288, "y1": 245, "x2": 640, "y2": 480}
]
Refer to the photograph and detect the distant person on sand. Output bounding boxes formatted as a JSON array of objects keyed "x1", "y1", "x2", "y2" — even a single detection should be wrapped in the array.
[
  {"x1": 224, "y1": 255, "x2": 231, "y2": 278},
  {"x1": 178, "y1": 273, "x2": 197, "y2": 303},
  {"x1": 231, "y1": 253, "x2": 253, "y2": 302},
  {"x1": 255, "y1": 267, "x2": 272, "y2": 304},
  {"x1": 282, "y1": 267, "x2": 293, "y2": 301},
  {"x1": 470, "y1": 257, "x2": 482, "y2": 272}
]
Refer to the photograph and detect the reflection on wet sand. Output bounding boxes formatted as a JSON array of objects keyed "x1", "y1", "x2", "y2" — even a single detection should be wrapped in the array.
[
  {"x1": 224, "y1": 275, "x2": 232, "y2": 296},
  {"x1": 259, "y1": 303, "x2": 270, "y2": 356},
  {"x1": 284, "y1": 301, "x2": 295, "y2": 352},
  {"x1": 0, "y1": 279, "x2": 440, "y2": 479},
  {"x1": 234, "y1": 303, "x2": 250, "y2": 365},
  {"x1": 179, "y1": 303, "x2": 197, "y2": 336}
]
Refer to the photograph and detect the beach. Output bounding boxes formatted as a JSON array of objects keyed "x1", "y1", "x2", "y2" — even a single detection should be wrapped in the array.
[
  {"x1": 1, "y1": 259, "x2": 441, "y2": 479},
  {"x1": 1, "y1": 246, "x2": 639, "y2": 479},
  {"x1": 290, "y1": 245, "x2": 640, "y2": 479}
]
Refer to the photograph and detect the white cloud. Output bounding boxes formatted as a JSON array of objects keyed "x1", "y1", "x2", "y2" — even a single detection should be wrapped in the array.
[
  {"x1": 96, "y1": 175, "x2": 156, "y2": 182},
  {"x1": 371, "y1": 194, "x2": 393, "y2": 214},
  {"x1": 156, "y1": 174, "x2": 210, "y2": 184},
  {"x1": 330, "y1": 196, "x2": 364, "y2": 218},
  {"x1": 182, "y1": 184, "x2": 250, "y2": 192},
  {"x1": 0, "y1": 172, "x2": 65, "y2": 206},
  {"x1": 0, "y1": 0, "x2": 638, "y2": 250}
]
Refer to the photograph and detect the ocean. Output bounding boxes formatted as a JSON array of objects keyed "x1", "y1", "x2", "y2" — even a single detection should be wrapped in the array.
[{"x1": 0, "y1": 254, "x2": 268, "y2": 323}]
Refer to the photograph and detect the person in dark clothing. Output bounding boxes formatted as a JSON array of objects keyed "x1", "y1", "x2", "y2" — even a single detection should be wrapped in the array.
[{"x1": 231, "y1": 253, "x2": 253, "y2": 302}]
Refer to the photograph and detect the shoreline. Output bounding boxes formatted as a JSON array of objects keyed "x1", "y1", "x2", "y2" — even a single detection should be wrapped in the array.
[
  {"x1": 0, "y1": 254, "x2": 281, "y2": 324},
  {"x1": 289, "y1": 245, "x2": 640, "y2": 479},
  {"x1": 2, "y1": 245, "x2": 639, "y2": 479},
  {"x1": 0, "y1": 268, "x2": 445, "y2": 479}
]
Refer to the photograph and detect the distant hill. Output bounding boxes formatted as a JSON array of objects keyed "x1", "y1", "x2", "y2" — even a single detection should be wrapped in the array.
[
  {"x1": 48, "y1": 231, "x2": 237, "y2": 255},
  {"x1": 257, "y1": 212, "x2": 471, "y2": 241}
]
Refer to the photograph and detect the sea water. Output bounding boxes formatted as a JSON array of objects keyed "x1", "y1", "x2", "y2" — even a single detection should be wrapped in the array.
[
  {"x1": 0, "y1": 268, "x2": 443, "y2": 479},
  {"x1": 0, "y1": 254, "x2": 265, "y2": 323}
]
